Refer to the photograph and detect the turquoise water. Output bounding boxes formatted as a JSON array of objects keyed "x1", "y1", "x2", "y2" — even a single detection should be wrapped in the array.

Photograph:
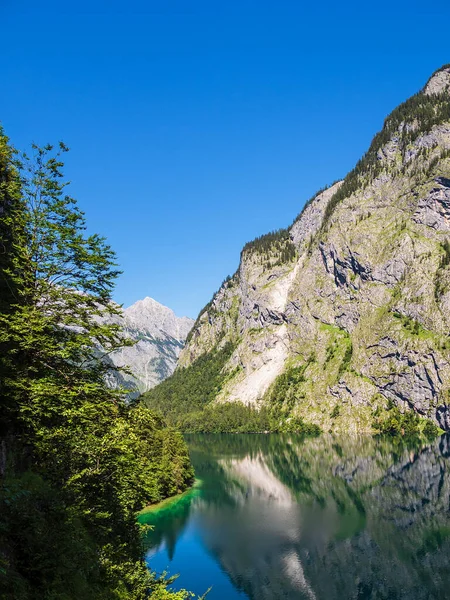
[{"x1": 141, "y1": 433, "x2": 450, "y2": 599}]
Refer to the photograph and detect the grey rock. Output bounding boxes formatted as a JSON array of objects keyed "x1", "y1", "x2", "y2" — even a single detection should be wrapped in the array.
[
  {"x1": 103, "y1": 297, "x2": 193, "y2": 396},
  {"x1": 178, "y1": 68, "x2": 450, "y2": 430},
  {"x1": 424, "y1": 66, "x2": 450, "y2": 96},
  {"x1": 362, "y1": 336, "x2": 447, "y2": 420},
  {"x1": 413, "y1": 177, "x2": 450, "y2": 231},
  {"x1": 290, "y1": 182, "x2": 343, "y2": 248}
]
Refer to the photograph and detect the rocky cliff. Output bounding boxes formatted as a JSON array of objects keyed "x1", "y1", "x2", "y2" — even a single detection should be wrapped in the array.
[
  {"x1": 105, "y1": 296, "x2": 193, "y2": 395},
  {"x1": 176, "y1": 65, "x2": 450, "y2": 432}
]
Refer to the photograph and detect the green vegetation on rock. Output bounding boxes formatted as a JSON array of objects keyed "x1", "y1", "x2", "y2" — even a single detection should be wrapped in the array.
[
  {"x1": 143, "y1": 345, "x2": 319, "y2": 435},
  {"x1": 241, "y1": 228, "x2": 297, "y2": 266},
  {"x1": 142, "y1": 342, "x2": 236, "y2": 425},
  {"x1": 265, "y1": 361, "x2": 312, "y2": 416},
  {"x1": 322, "y1": 67, "x2": 450, "y2": 230},
  {"x1": 373, "y1": 399, "x2": 441, "y2": 440}
]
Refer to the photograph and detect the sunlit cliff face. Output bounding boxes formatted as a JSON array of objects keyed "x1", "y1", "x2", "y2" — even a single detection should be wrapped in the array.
[{"x1": 179, "y1": 68, "x2": 450, "y2": 434}]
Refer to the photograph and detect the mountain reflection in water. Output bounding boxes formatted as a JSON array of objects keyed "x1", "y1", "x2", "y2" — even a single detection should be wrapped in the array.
[{"x1": 140, "y1": 433, "x2": 450, "y2": 600}]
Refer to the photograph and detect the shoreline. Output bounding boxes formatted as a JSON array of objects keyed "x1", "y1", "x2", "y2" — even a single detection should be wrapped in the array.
[{"x1": 137, "y1": 478, "x2": 202, "y2": 517}]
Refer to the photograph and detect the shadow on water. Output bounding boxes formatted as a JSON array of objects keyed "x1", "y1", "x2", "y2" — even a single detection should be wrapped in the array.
[{"x1": 142, "y1": 433, "x2": 450, "y2": 600}]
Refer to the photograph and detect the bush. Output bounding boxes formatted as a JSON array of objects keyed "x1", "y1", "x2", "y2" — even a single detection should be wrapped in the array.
[{"x1": 373, "y1": 401, "x2": 440, "y2": 440}]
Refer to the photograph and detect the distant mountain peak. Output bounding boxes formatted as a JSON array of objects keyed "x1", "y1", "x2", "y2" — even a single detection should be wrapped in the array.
[
  {"x1": 124, "y1": 296, "x2": 193, "y2": 341},
  {"x1": 102, "y1": 295, "x2": 194, "y2": 396},
  {"x1": 140, "y1": 295, "x2": 160, "y2": 305}
]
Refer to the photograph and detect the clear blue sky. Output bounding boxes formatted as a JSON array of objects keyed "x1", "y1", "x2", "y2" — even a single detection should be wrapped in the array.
[{"x1": 1, "y1": 1, "x2": 449, "y2": 318}]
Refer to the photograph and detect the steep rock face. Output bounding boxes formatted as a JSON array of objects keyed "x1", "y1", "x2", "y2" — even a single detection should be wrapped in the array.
[
  {"x1": 179, "y1": 65, "x2": 450, "y2": 431},
  {"x1": 106, "y1": 297, "x2": 193, "y2": 395}
]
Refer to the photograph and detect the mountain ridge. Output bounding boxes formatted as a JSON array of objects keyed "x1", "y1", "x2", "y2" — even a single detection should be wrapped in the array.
[{"x1": 144, "y1": 65, "x2": 450, "y2": 434}]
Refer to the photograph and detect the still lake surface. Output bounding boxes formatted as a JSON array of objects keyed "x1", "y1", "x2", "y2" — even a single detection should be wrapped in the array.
[{"x1": 139, "y1": 433, "x2": 450, "y2": 599}]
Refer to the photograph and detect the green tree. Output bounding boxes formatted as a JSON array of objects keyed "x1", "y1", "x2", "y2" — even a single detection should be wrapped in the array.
[
  {"x1": 1, "y1": 142, "x2": 125, "y2": 428},
  {"x1": 0, "y1": 139, "x2": 196, "y2": 599},
  {"x1": 0, "y1": 127, "x2": 25, "y2": 453}
]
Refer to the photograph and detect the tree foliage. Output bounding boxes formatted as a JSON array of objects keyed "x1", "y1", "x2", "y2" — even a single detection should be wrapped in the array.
[
  {"x1": 176, "y1": 402, "x2": 272, "y2": 433},
  {"x1": 0, "y1": 133, "x2": 195, "y2": 599},
  {"x1": 372, "y1": 399, "x2": 441, "y2": 440},
  {"x1": 142, "y1": 343, "x2": 236, "y2": 424},
  {"x1": 241, "y1": 228, "x2": 297, "y2": 266}
]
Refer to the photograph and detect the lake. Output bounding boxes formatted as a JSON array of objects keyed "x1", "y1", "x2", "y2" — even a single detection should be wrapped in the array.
[{"x1": 139, "y1": 433, "x2": 450, "y2": 599}]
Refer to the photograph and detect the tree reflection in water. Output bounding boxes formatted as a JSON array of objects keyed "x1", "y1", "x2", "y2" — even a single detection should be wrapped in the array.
[{"x1": 141, "y1": 434, "x2": 450, "y2": 600}]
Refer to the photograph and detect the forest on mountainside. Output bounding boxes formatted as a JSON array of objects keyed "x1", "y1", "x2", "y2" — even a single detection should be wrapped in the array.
[{"x1": 142, "y1": 343, "x2": 320, "y2": 435}]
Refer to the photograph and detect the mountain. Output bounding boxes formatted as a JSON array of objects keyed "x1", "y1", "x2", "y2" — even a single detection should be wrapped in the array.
[
  {"x1": 105, "y1": 296, "x2": 193, "y2": 395},
  {"x1": 143, "y1": 65, "x2": 450, "y2": 433}
]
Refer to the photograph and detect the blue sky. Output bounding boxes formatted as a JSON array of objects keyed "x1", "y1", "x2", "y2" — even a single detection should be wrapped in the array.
[{"x1": 1, "y1": 1, "x2": 449, "y2": 318}]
